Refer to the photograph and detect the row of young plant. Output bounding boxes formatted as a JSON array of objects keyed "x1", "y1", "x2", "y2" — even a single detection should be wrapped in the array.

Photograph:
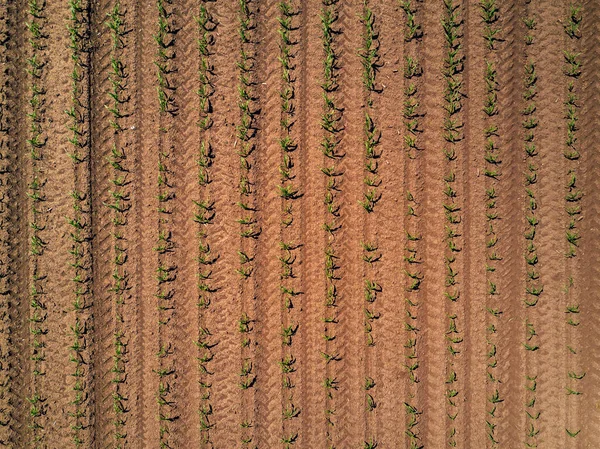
[
  {"x1": 520, "y1": 11, "x2": 543, "y2": 447},
  {"x1": 319, "y1": 0, "x2": 342, "y2": 445},
  {"x1": 65, "y1": 0, "x2": 93, "y2": 446},
  {"x1": 104, "y1": 2, "x2": 131, "y2": 446},
  {"x1": 276, "y1": 1, "x2": 301, "y2": 447},
  {"x1": 562, "y1": 4, "x2": 584, "y2": 440},
  {"x1": 358, "y1": 3, "x2": 380, "y2": 448},
  {"x1": 236, "y1": 0, "x2": 259, "y2": 445},
  {"x1": 0, "y1": 3, "x2": 13, "y2": 438},
  {"x1": 399, "y1": 1, "x2": 423, "y2": 447},
  {"x1": 153, "y1": 1, "x2": 177, "y2": 446},
  {"x1": 26, "y1": 0, "x2": 49, "y2": 444},
  {"x1": 480, "y1": 1, "x2": 503, "y2": 446},
  {"x1": 440, "y1": 1, "x2": 464, "y2": 446},
  {"x1": 194, "y1": 2, "x2": 217, "y2": 445}
]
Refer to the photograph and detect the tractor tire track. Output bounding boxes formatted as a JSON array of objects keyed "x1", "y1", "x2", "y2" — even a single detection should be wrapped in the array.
[
  {"x1": 335, "y1": 0, "x2": 365, "y2": 446},
  {"x1": 534, "y1": 2, "x2": 569, "y2": 447},
  {"x1": 203, "y1": 0, "x2": 239, "y2": 445},
  {"x1": 253, "y1": 0, "x2": 283, "y2": 446},
  {"x1": 376, "y1": 1, "x2": 406, "y2": 446}
]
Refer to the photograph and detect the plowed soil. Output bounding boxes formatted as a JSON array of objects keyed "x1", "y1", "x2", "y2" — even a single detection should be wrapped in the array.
[{"x1": 0, "y1": 0, "x2": 599, "y2": 448}]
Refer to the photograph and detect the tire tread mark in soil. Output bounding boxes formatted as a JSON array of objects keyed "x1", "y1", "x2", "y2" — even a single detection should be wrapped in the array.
[
  {"x1": 296, "y1": 0, "x2": 325, "y2": 446},
  {"x1": 168, "y1": 0, "x2": 201, "y2": 445},
  {"x1": 205, "y1": 0, "x2": 238, "y2": 445},
  {"x1": 494, "y1": 8, "x2": 526, "y2": 446},
  {"x1": 461, "y1": 0, "x2": 487, "y2": 446},
  {"x1": 418, "y1": 0, "x2": 446, "y2": 445},
  {"x1": 376, "y1": 1, "x2": 406, "y2": 447},
  {"x1": 335, "y1": 0, "x2": 365, "y2": 446},
  {"x1": 88, "y1": 0, "x2": 124, "y2": 446},
  {"x1": 40, "y1": 0, "x2": 84, "y2": 443},
  {"x1": 133, "y1": 0, "x2": 160, "y2": 445},
  {"x1": 168, "y1": 1, "x2": 215, "y2": 447},
  {"x1": 252, "y1": 0, "x2": 282, "y2": 446},
  {"x1": 533, "y1": 2, "x2": 567, "y2": 446}
]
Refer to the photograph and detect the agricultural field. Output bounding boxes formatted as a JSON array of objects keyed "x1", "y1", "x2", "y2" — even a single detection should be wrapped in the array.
[{"x1": 0, "y1": 0, "x2": 599, "y2": 447}]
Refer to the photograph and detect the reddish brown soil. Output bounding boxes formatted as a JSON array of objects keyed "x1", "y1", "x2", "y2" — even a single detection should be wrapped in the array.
[{"x1": 0, "y1": 0, "x2": 598, "y2": 448}]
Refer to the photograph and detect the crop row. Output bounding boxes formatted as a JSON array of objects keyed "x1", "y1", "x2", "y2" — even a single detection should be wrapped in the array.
[
  {"x1": 562, "y1": 4, "x2": 584, "y2": 441},
  {"x1": 276, "y1": 1, "x2": 301, "y2": 446},
  {"x1": 399, "y1": 1, "x2": 423, "y2": 447},
  {"x1": 359, "y1": 3, "x2": 380, "y2": 448},
  {"x1": 104, "y1": 2, "x2": 131, "y2": 446},
  {"x1": 441, "y1": 1, "x2": 464, "y2": 445},
  {"x1": 26, "y1": 0, "x2": 49, "y2": 444},
  {"x1": 319, "y1": 0, "x2": 342, "y2": 444},
  {"x1": 153, "y1": 1, "x2": 178, "y2": 446},
  {"x1": 66, "y1": 0, "x2": 93, "y2": 446},
  {"x1": 0, "y1": 3, "x2": 14, "y2": 440},
  {"x1": 194, "y1": 1, "x2": 217, "y2": 445},
  {"x1": 480, "y1": 1, "x2": 503, "y2": 445},
  {"x1": 236, "y1": 0, "x2": 259, "y2": 444},
  {"x1": 520, "y1": 11, "x2": 542, "y2": 447}
]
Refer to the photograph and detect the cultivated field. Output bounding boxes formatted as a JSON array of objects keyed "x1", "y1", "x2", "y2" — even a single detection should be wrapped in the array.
[{"x1": 0, "y1": 0, "x2": 598, "y2": 447}]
